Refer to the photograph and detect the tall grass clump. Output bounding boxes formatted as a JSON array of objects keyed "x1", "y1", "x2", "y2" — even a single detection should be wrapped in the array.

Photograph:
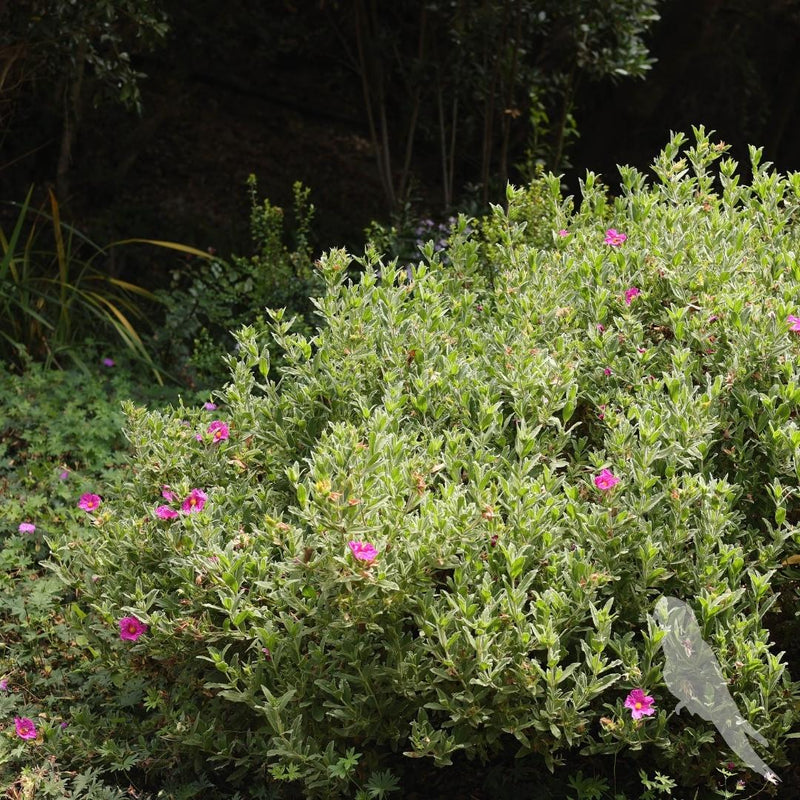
[{"x1": 0, "y1": 187, "x2": 210, "y2": 377}]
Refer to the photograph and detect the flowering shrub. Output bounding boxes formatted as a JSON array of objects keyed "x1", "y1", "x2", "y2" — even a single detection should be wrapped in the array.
[
  {"x1": 78, "y1": 492, "x2": 102, "y2": 512},
  {"x1": 604, "y1": 228, "x2": 628, "y2": 246},
  {"x1": 118, "y1": 616, "x2": 148, "y2": 641},
  {"x1": 594, "y1": 468, "x2": 620, "y2": 491},
  {"x1": 207, "y1": 420, "x2": 230, "y2": 442},
  {"x1": 180, "y1": 487, "x2": 207, "y2": 514},
  {"x1": 14, "y1": 716, "x2": 38, "y2": 740},
  {"x1": 624, "y1": 689, "x2": 656, "y2": 720},
  {"x1": 155, "y1": 504, "x2": 179, "y2": 519},
  {"x1": 624, "y1": 286, "x2": 641, "y2": 305},
  {"x1": 53, "y1": 129, "x2": 800, "y2": 798},
  {"x1": 348, "y1": 540, "x2": 379, "y2": 564}
]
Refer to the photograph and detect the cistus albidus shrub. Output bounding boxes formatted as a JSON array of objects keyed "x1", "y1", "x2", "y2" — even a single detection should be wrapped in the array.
[{"x1": 54, "y1": 128, "x2": 800, "y2": 799}]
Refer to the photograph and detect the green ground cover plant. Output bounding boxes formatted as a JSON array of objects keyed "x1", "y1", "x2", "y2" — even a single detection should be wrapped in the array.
[
  {"x1": 5, "y1": 128, "x2": 800, "y2": 798},
  {"x1": 0, "y1": 360, "x2": 206, "y2": 798}
]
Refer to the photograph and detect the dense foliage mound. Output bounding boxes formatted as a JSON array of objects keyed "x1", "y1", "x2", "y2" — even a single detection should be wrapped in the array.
[{"x1": 51, "y1": 129, "x2": 800, "y2": 798}]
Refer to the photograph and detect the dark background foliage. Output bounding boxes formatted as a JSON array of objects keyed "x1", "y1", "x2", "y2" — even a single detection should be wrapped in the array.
[
  {"x1": 568, "y1": 0, "x2": 800, "y2": 185},
  {"x1": 2, "y1": 0, "x2": 800, "y2": 288}
]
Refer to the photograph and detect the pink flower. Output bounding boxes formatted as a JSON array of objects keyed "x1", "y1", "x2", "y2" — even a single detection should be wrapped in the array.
[
  {"x1": 0, "y1": 679, "x2": 8, "y2": 691},
  {"x1": 78, "y1": 493, "x2": 101, "y2": 512},
  {"x1": 207, "y1": 420, "x2": 230, "y2": 443},
  {"x1": 787, "y1": 315, "x2": 800, "y2": 332},
  {"x1": 348, "y1": 540, "x2": 378, "y2": 563},
  {"x1": 604, "y1": 229, "x2": 627, "y2": 246},
  {"x1": 119, "y1": 616, "x2": 147, "y2": 641},
  {"x1": 14, "y1": 717, "x2": 37, "y2": 740},
  {"x1": 155, "y1": 505, "x2": 179, "y2": 519},
  {"x1": 557, "y1": 229, "x2": 569, "y2": 238},
  {"x1": 624, "y1": 688, "x2": 655, "y2": 720},
  {"x1": 594, "y1": 468, "x2": 620, "y2": 491},
  {"x1": 18, "y1": 522, "x2": 35, "y2": 534},
  {"x1": 203, "y1": 402, "x2": 217, "y2": 410},
  {"x1": 161, "y1": 486, "x2": 176, "y2": 501},
  {"x1": 181, "y1": 488, "x2": 207, "y2": 514},
  {"x1": 596, "y1": 324, "x2": 605, "y2": 332},
  {"x1": 195, "y1": 434, "x2": 203, "y2": 441},
  {"x1": 603, "y1": 367, "x2": 612, "y2": 376},
  {"x1": 59, "y1": 470, "x2": 69, "y2": 480},
  {"x1": 101, "y1": 357, "x2": 115, "y2": 367},
  {"x1": 624, "y1": 287, "x2": 641, "y2": 305}
]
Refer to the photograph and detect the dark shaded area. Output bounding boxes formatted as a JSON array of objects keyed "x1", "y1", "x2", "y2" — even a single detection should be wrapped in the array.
[
  {"x1": 2, "y1": 0, "x2": 800, "y2": 282},
  {"x1": 568, "y1": 0, "x2": 800, "y2": 187}
]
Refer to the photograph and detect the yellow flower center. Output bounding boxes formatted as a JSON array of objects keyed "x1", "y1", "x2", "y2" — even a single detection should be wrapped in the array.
[{"x1": 635, "y1": 702, "x2": 642, "y2": 709}]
